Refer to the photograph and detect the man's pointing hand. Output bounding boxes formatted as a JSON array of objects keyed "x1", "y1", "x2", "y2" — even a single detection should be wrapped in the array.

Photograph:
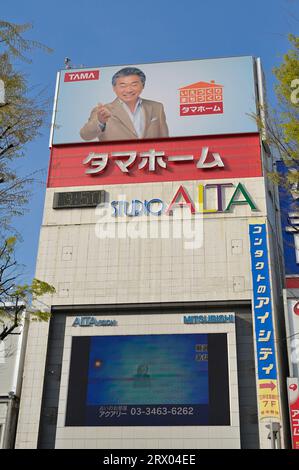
[{"x1": 97, "y1": 103, "x2": 111, "y2": 124}]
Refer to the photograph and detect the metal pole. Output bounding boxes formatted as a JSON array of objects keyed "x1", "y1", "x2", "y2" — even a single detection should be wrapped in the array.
[
  {"x1": 276, "y1": 427, "x2": 282, "y2": 449},
  {"x1": 270, "y1": 422, "x2": 275, "y2": 449}
]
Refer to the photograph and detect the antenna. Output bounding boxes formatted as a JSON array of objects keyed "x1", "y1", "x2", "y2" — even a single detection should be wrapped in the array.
[{"x1": 64, "y1": 57, "x2": 72, "y2": 69}]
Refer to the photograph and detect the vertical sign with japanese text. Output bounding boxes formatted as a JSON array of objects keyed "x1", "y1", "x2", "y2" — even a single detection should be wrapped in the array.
[
  {"x1": 287, "y1": 377, "x2": 299, "y2": 449},
  {"x1": 249, "y1": 222, "x2": 280, "y2": 420}
]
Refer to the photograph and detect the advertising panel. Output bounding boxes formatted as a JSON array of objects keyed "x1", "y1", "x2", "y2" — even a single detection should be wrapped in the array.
[
  {"x1": 51, "y1": 56, "x2": 258, "y2": 146},
  {"x1": 66, "y1": 333, "x2": 230, "y2": 426},
  {"x1": 287, "y1": 299, "x2": 299, "y2": 377},
  {"x1": 47, "y1": 134, "x2": 262, "y2": 188},
  {"x1": 249, "y1": 221, "x2": 280, "y2": 420},
  {"x1": 287, "y1": 377, "x2": 299, "y2": 449},
  {"x1": 276, "y1": 160, "x2": 299, "y2": 280}
]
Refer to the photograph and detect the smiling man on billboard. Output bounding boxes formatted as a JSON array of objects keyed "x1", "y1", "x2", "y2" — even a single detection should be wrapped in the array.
[{"x1": 80, "y1": 67, "x2": 169, "y2": 142}]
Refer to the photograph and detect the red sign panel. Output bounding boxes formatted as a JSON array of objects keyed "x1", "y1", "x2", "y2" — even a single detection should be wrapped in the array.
[
  {"x1": 288, "y1": 378, "x2": 299, "y2": 449},
  {"x1": 286, "y1": 278, "x2": 299, "y2": 289},
  {"x1": 64, "y1": 70, "x2": 100, "y2": 82},
  {"x1": 47, "y1": 134, "x2": 262, "y2": 188}
]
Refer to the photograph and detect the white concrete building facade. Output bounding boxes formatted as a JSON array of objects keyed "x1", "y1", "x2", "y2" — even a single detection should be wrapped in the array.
[{"x1": 15, "y1": 58, "x2": 290, "y2": 449}]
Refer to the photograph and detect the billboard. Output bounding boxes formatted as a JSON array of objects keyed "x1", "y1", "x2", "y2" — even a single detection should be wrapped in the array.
[
  {"x1": 287, "y1": 299, "x2": 299, "y2": 377},
  {"x1": 48, "y1": 134, "x2": 262, "y2": 188},
  {"x1": 51, "y1": 56, "x2": 258, "y2": 146},
  {"x1": 287, "y1": 377, "x2": 299, "y2": 449},
  {"x1": 65, "y1": 333, "x2": 230, "y2": 426},
  {"x1": 276, "y1": 160, "x2": 299, "y2": 278}
]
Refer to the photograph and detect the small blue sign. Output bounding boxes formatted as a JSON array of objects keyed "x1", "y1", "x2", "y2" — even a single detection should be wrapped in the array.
[
  {"x1": 72, "y1": 317, "x2": 118, "y2": 327},
  {"x1": 183, "y1": 314, "x2": 235, "y2": 324}
]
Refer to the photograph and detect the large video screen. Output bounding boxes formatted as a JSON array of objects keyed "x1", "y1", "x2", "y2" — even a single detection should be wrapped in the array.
[
  {"x1": 66, "y1": 333, "x2": 230, "y2": 426},
  {"x1": 52, "y1": 56, "x2": 258, "y2": 145}
]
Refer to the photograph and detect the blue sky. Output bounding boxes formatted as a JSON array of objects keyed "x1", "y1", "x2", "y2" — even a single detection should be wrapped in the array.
[{"x1": 1, "y1": 0, "x2": 299, "y2": 282}]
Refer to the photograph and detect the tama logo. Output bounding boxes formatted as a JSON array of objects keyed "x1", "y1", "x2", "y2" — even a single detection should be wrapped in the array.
[{"x1": 64, "y1": 70, "x2": 100, "y2": 82}]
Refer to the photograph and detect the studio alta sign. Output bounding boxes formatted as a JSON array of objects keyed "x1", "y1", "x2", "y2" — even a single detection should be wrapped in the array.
[{"x1": 111, "y1": 182, "x2": 258, "y2": 217}]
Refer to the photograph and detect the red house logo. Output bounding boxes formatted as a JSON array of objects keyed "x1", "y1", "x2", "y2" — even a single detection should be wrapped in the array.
[{"x1": 179, "y1": 80, "x2": 224, "y2": 116}]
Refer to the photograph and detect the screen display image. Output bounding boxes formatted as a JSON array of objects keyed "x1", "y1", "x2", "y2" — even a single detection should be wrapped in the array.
[
  {"x1": 66, "y1": 333, "x2": 230, "y2": 426},
  {"x1": 52, "y1": 56, "x2": 258, "y2": 145}
]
